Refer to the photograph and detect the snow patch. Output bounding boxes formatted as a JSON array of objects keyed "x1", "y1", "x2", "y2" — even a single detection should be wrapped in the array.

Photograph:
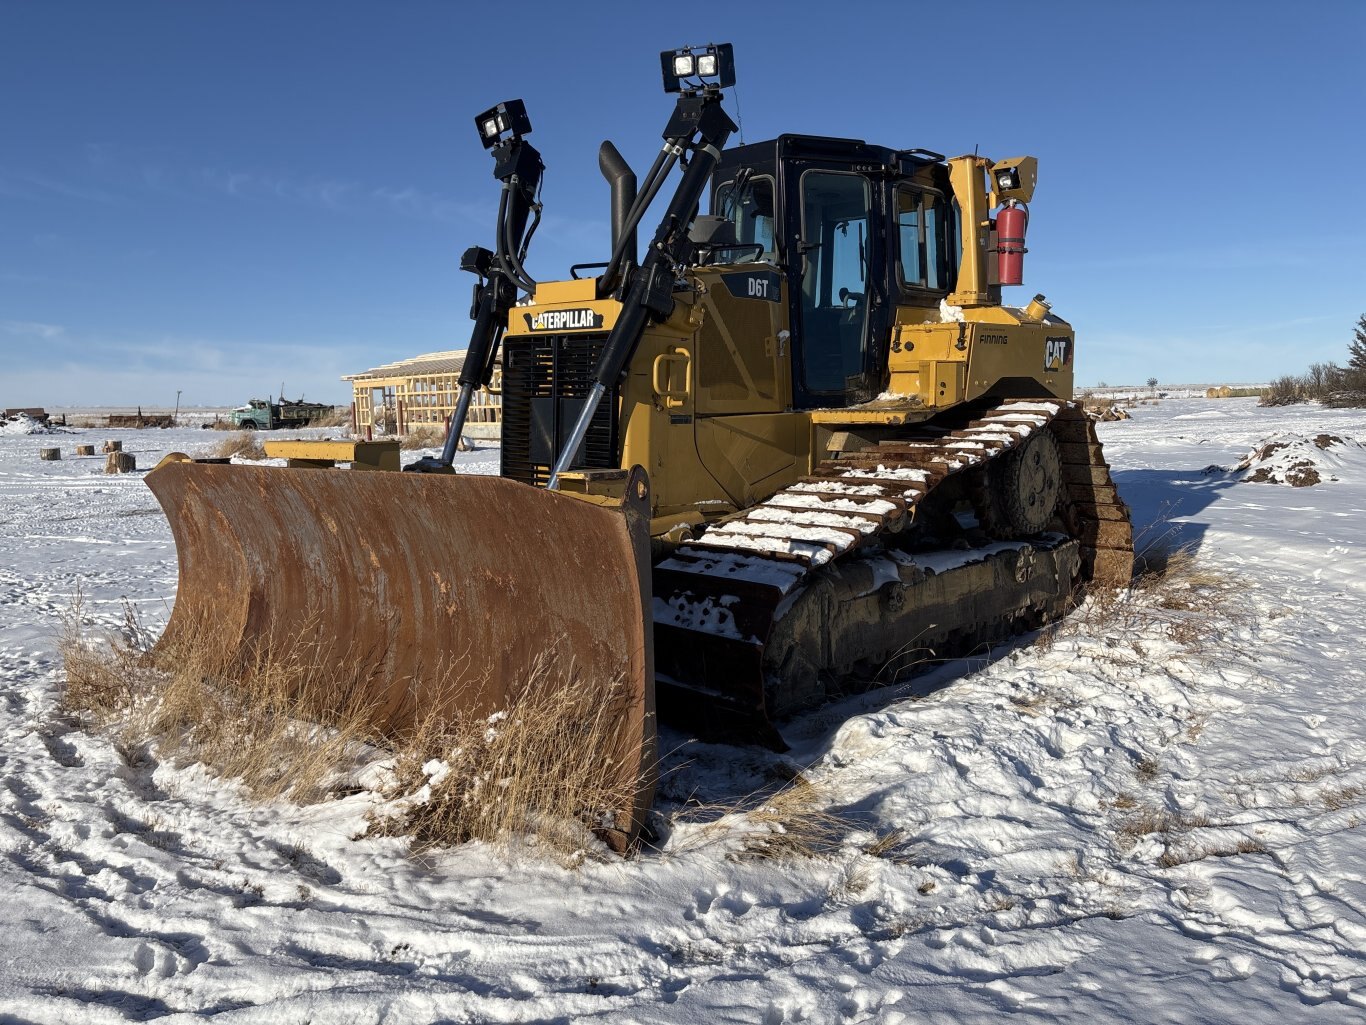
[
  {"x1": 939, "y1": 298, "x2": 965, "y2": 322},
  {"x1": 0, "y1": 413, "x2": 62, "y2": 436},
  {"x1": 1173, "y1": 410, "x2": 1231, "y2": 420},
  {"x1": 659, "y1": 550, "x2": 807, "y2": 592},
  {"x1": 652, "y1": 592, "x2": 749, "y2": 640},
  {"x1": 1233, "y1": 432, "x2": 1364, "y2": 487}
]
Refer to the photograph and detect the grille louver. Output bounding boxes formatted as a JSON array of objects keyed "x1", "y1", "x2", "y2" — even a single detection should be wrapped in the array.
[{"x1": 500, "y1": 333, "x2": 620, "y2": 488}]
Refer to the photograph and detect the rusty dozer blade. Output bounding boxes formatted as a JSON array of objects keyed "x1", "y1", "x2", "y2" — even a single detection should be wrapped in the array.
[{"x1": 146, "y1": 457, "x2": 656, "y2": 851}]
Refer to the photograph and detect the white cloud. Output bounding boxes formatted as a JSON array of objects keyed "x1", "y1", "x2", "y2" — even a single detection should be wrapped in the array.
[
  {"x1": 5, "y1": 174, "x2": 119, "y2": 205},
  {"x1": 201, "y1": 168, "x2": 361, "y2": 212},
  {"x1": 370, "y1": 185, "x2": 487, "y2": 225},
  {"x1": 1, "y1": 320, "x2": 64, "y2": 339}
]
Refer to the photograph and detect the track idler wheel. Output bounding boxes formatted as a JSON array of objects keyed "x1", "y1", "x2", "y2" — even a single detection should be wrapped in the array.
[{"x1": 985, "y1": 429, "x2": 1062, "y2": 537}]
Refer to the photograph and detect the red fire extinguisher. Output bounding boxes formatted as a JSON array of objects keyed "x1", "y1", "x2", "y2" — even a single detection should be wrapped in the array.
[{"x1": 997, "y1": 200, "x2": 1028, "y2": 285}]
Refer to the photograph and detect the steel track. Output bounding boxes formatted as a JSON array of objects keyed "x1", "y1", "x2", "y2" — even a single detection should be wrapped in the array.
[{"x1": 652, "y1": 399, "x2": 1133, "y2": 739}]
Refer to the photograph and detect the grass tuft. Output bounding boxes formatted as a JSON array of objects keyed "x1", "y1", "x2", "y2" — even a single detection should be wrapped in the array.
[
  {"x1": 1112, "y1": 801, "x2": 1268, "y2": 868},
  {"x1": 735, "y1": 777, "x2": 852, "y2": 860},
  {"x1": 665, "y1": 774, "x2": 857, "y2": 862},
  {"x1": 864, "y1": 827, "x2": 908, "y2": 859},
  {"x1": 399, "y1": 424, "x2": 448, "y2": 450},
  {"x1": 1322, "y1": 786, "x2": 1365, "y2": 812},
  {"x1": 308, "y1": 407, "x2": 352, "y2": 428},
  {"x1": 1158, "y1": 837, "x2": 1268, "y2": 869},
  {"x1": 1135, "y1": 756, "x2": 1161, "y2": 784},
  {"x1": 211, "y1": 432, "x2": 267, "y2": 461},
  {"x1": 364, "y1": 652, "x2": 648, "y2": 861}
]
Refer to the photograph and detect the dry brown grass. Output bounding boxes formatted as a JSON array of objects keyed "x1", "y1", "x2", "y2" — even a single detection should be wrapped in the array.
[
  {"x1": 211, "y1": 432, "x2": 267, "y2": 460},
  {"x1": 1135, "y1": 756, "x2": 1161, "y2": 784},
  {"x1": 1112, "y1": 801, "x2": 1268, "y2": 868},
  {"x1": 61, "y1": 606, "x2": 650, "y2": 859},
  {"x1": 1133, "y1": 542, "x2": 1251, "y2": 650},
  {"x1": 309, "y1": 407, "x2": 352, "y2": 428},
  {"x1": 1323, "y1": 786, "x2": 1365, "y2": 811},
  {"x1": 1288, "y1": 764, "x2": 1340, "y2": 783},
  {"x1": 399, "y1": 424, "x2": 447, "y2": 450},
  {"x1": 59, "y1": 601, "x2": 375, "y2": 802},
  {"x1": 1158, "y1": 837, "x2": 1268, "y2": 869},
  {"x1": 735, "y1": 777, "x2": 852, "y2": 860},
  {"x1": 1042, "y1": 531, "x2": 1252, "y2": 666},
  {"x1": 668, "y1": 775, "x2": 857, "y2": 862},
  {"x1": 399, "y1": 423, "x2": 472, "y2": 452},
  {"x1": 864, "y1": 827, "x2": 908, "y2": 859},
  {"x1": 364, "y1": 653, "x2": 649, "y2": 860},
  {"x1": 1116, "y1": 806, "x2": 1211, "y2": 842}
]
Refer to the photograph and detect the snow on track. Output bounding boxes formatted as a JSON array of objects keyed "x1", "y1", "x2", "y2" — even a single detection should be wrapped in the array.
[{"x1": 2, "y1": 403, "x2": 1366, "y2": 1022}]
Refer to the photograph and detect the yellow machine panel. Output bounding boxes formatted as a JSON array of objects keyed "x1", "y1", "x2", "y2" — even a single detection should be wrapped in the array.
[{"x1": 504, "y1": 278, "x2": 621, "y2": 337}]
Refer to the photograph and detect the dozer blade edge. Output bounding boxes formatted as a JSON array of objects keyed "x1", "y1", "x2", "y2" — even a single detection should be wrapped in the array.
[{"x1": 146, "y1": 456, "x2": 656, "y2": 851}]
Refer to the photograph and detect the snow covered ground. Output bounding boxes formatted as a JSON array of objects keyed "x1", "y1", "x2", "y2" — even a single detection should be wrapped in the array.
[{"x1": 2, "y1": 399, "x2": 1365, "y2": 1023}]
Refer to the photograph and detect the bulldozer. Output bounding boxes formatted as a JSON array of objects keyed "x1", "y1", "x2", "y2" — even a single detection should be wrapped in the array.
[{"x1": 146, "y1": 45, "x2": 1132, "y2": 851}]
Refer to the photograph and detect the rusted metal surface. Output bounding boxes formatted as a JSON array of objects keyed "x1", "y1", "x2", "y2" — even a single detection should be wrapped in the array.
[{"x1": 146, "y1": 460, "x2": 656, "y2": 849}]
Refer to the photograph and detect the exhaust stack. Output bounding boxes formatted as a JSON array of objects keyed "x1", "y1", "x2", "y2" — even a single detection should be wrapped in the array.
[{"x1": 598, "y1": 141, "x2": 637, "y2": 294}]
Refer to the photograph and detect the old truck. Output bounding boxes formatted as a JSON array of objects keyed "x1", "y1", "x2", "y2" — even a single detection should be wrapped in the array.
[{"x1": 229, "y1": 397, "x2": 336, "y2": 431}]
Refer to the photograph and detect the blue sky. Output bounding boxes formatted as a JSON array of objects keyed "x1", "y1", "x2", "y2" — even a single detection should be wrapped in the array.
[{"x1": 2, "y1": 0, "x2": 1363, "y2": 406}]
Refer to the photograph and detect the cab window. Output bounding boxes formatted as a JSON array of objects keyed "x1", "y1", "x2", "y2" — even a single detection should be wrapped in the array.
[
  {"x1": 714, "y1": 174, "x2": 777, "y2": 261},
  {"x1": 897, "y1": 187, "x2": 950, "y2": 291}
]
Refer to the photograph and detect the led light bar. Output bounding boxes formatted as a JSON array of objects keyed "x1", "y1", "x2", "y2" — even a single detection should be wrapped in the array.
[{"x1": 660, "y1": 43, "x2": 735, "y2": 93}]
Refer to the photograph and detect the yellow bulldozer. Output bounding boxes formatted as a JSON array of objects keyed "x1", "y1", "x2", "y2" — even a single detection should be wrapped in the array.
[{"x1": 146, "y1": 45, "x2": 1132, "y2": 851}]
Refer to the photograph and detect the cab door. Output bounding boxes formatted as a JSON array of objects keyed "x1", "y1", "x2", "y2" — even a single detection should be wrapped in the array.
[{"x1": 791, "y1": 169, "x2": 876, "y2": 408}]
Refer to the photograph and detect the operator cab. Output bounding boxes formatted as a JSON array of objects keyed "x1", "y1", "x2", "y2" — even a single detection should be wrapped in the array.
[{"x1": 709, "y1": 136, "x2": 957, "y2": 410}]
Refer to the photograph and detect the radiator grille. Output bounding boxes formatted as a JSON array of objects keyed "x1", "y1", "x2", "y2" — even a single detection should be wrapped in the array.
[{"x1": 500, "y1": 333, "x2": 620, "y2": 488}]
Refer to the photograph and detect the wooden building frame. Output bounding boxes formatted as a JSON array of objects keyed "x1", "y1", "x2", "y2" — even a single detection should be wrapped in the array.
[{"x1": 342, "y1": 350, "x2": 501, "y2": 436}]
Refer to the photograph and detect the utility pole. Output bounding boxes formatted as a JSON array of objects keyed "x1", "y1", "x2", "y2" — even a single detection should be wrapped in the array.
[{"x1": 174, "y1": 390, "x2": 182, "y2": 424}]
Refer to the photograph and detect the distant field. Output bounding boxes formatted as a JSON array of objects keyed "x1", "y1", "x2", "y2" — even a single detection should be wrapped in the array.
[
  {"x1": 47, "y1": 407, "x2": 236, "y2": 428},
  {"x1": 51, "y1": 406, "x2": 233, "y2": 417}
]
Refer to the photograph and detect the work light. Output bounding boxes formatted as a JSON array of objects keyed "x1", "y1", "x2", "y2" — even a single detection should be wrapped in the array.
[
  {"x1": 994, "y1": 166, "x2": 1021, "y2": 192},
  {"x1": 660, "y1": 44, "x2": 735, "y2": 93},
  {"x1": 473, "y1": 99, "x2": 532, "y2": 150}
]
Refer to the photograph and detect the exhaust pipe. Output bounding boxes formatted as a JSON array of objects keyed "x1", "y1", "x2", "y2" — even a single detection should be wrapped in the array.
[{"x1": 598, "y1": 141, "x2": 636, "y2": 295}]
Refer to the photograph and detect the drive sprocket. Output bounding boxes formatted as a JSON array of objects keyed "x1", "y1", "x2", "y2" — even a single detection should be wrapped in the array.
[{"x1": 982, "y1": 428, "x2": 1062, "y2": 537}]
